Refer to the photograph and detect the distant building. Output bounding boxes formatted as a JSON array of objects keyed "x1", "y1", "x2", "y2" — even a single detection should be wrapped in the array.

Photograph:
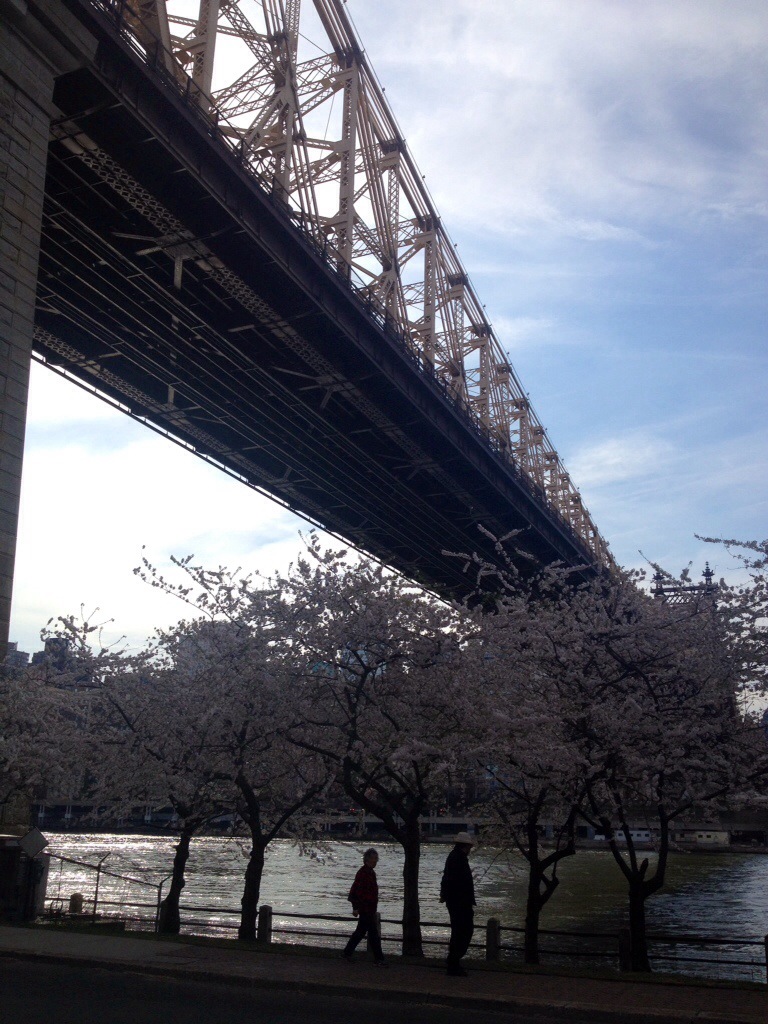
[
  {"x1": 593, "y1": 829, "x2": 653, "y2": 845},
  {"x1": 672, "y1": 827, "x2": 730, "y2": 847},
  {"x1": 31, "y1": 637, "x2": 72, "y2": 671},
  {"x1": 27, "y1": 637, "x2": 95, "y2": 688},
  {"x1": 4, "y1": 642, "x2": 29, "y2": 670}
]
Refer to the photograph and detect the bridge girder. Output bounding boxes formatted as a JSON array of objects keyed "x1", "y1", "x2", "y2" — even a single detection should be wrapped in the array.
[
  {"x1": 32, "y1": 0, "x2": 612, "y2": 603},
  {"x1": 102, "y1": 0, "x2": 611, "y2": 566}
]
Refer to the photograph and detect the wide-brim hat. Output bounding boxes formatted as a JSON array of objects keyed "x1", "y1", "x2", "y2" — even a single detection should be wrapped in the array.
[{"x1": 453, "y1": 831, "x2": 476, "y2": 846}]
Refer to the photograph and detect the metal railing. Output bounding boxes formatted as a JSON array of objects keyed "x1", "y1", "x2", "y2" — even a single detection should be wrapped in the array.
[
  {"x1": 45, "y1": 853, "x2": 170, "y2": 930},
  {"x1": 42, "y1": 883, "x2": 768, "y2": 985},
  {"x1": 42, "y1": 851, "x2": 768, "y2": 982},
  {"x1": 489, "y1": 920, "x2": 768, "y2": 984}
]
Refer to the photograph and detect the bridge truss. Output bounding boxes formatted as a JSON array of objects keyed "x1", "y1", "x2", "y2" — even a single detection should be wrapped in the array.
[
  {"x1": 35, "y1": 0, "x2": 613, "y2": 586},
  {"x1": 125, "y1": 0, "x2": 608, "y2": 563}
]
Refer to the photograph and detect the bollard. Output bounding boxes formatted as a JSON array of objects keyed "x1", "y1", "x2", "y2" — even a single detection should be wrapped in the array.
[
  {"x1": 367, "y1": 912, "x2": 382, "y2": 955},
  {"x1": 68, "y1": 893, "x2": 84, "y2": 915},
  {"x1": 485, "y1": 918, "x2": 501, "y2": 961},
  {"x1": 257, "y1": 904, "x2": 273, "y2": 944}
]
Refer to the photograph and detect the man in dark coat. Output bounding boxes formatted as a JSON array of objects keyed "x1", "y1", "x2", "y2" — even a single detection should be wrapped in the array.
[
  {"x1": 343, "y1": 848, "x2": 386, "y2": 964},
  {"x1": 439, "y1": 831, "x2": 476, "y2": 976}
]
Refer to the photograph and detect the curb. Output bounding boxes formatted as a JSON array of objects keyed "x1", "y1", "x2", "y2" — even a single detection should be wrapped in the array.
[{"x1": 1, "y1": 946, "x2": 764, "y2": 1024}]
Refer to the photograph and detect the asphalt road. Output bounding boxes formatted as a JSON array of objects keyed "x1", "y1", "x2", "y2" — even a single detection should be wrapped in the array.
[{"x1": 2, "y1": 958, "x2": 600, "y2": 1024}]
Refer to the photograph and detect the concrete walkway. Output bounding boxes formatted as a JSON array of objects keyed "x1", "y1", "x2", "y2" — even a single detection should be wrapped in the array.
[{"x1": 1, "y1": 924, "x2": 766, "y2": 1024}]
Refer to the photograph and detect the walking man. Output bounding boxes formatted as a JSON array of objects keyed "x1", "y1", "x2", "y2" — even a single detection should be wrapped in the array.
[
  {"x1": 343, "y1": 848, "x2": 386, "y2": 965},
  {"x1": 439, "y1": 831, "x2": 476, "y2": 976}
]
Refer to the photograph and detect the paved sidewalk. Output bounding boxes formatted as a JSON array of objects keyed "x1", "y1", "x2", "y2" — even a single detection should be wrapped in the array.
[{"x1": 1, "y1": 924, "x2": 766, "y2": 1024}]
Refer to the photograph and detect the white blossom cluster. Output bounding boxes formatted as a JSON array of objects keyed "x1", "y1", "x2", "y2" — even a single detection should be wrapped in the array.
[{"x1": 3, "y1": 534, "x2": 766, "y2": 966}]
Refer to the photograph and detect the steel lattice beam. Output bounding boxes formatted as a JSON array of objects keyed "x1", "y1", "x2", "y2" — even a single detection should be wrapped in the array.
[
  {"x1": 36, "y1": 0, "x2": 613, "y2": 588},
  {"x1": 125, "y1": 0, "x2": 610, "y2": 565}
]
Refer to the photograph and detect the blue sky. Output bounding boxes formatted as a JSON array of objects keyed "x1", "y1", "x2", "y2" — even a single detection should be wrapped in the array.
[{"x1": 9, "y1": 0, "x2": 767, "y2": 654}]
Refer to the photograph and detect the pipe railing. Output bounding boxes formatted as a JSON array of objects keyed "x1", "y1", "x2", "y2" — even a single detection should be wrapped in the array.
[{"x1": 41, "y1": 890, "x2": 768, "y2": 984}]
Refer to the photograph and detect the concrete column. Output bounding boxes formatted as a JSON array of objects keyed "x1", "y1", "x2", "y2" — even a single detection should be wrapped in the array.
[{"x1": 0, "y1": 0, "x2": 95, "y2": 657}]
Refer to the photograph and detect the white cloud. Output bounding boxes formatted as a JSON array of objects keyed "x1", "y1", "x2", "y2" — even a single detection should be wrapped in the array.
[
  {"x1": 488, "y1": 315, "x2": 558, "y2": 353},
  {"x1": 10, "y1": 368, "x2": 319, "y2": 653},
  {"x1": 568, "y1": 423, "x2": 768, "y2": 573},
  {"x1": 26, "y1": 369, "x2": 118, "y2": 427},
  {"x1": 568, "y1": 433, "x2": 675, "y2": 489},
  {"x1": 350, "y1": 0, "x2": 768, "y2": 237}
]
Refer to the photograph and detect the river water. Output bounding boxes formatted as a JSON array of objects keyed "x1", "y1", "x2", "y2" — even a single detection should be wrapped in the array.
[{"x1": 43, "y1": 834, "x2": 768, "y2": 984}]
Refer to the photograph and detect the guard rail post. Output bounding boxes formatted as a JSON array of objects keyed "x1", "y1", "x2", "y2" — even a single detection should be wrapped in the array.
[
  {"x1": 92, "y1": 854, "x2": 109, "y2": 922},
  {"x1": 486, "y1": 918, "x2": 501, "y2": 961},
  {"x1": 257, "y1": 905, "x2": 273, "y2": 944}
]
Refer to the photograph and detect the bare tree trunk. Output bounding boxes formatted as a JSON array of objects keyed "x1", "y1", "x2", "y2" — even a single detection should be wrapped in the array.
[
  {"x1": 523, "y1": 867, "x2": 542, "y2": 964},
  {"x1": 235, "y1": 772, "x2": 265, "y2": 943},
  {"x1": 338, "y1": 756, "x2": 426, "y2": 957},
  {"x1": 239, "y1": 834, "x2": 266, "y2": 942},
  {"x1": 523, "y1": 811, "x2": 543, "y2": 964},
  {"x1": 625, "y1": 815, "x2": 669, "y2": 972},
  {"x1": 401, "y1": 816, "x2": 423, "y2": 956},
  {"x1": 627, "y1": 881, "x2": 652, "y2": 972},
  {"x1": 520, "y1": 800, "x2": 575, "y2": 965},
  {"x1": 158, "y1": 825, "x2": 193, "y2": 934},
  {"x1": 607, "y1": 843, "x2": 665, "y2": 972}
]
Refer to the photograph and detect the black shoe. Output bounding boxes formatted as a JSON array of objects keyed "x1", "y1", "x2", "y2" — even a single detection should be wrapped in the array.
[
  {"x1": 446, "y1": 967, "x2": 467, "y2": 977},
  {"x1": 342, "y1": 953, "x2": 353, "y2": 962}
]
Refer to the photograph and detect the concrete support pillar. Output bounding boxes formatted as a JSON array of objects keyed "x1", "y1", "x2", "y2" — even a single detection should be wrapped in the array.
[{"x1": 0, "y1": 0, "x2": 95, "y2": 657}]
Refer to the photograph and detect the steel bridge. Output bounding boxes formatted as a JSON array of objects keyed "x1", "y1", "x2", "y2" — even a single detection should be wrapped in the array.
[{"x1": 2, "y1": 0, "x2": 612, "y2": 641}]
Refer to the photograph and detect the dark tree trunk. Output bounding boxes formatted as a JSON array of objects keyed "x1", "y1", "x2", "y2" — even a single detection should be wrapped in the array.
[
  {"x1": 239, "y1": 835, "x2": 266, "y2": 942},
  {"x1": 338, "y1": 755, "x2": 426, "y2": 957},
  {"x1": 232, "y1": 766, "x2": 326, "y2": 943},
  {"x1": 523, "y1": 811, "x2": 543, "y2": 964},
  {"x1": 235, "y1": 773, "x2": 266, "y2": 943},
  {"x1": 157, "y1": 826, "x2": 193, "y2": 934},
  {"x1": 627, "y1": 881, "x2": 651, "y2": 972},
  {"x1": 401, "y1": 816, "x2": 423, "y2": 957},
  {"x1": 524, "y1": 867, "x2": 542, "y2": 964},
  {"x1": 521, "y1": 799, "x2": 575, "y2": 965},
  {"x1": 596, "y1": 811, "x2": 672, "y2": 974}
]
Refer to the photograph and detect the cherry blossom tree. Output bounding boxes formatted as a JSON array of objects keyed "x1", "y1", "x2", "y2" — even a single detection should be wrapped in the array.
[
  {"x1": 533, "y1": 570, "x2": 767, "y2": 971},
  {"x1": 19, "y1": 562, "x2": 332, "y2": 941},
  {"x1": 0, "y1": 617, "x2": 111, "y2": 828},
  {"x1": 448, "y1": 539, "x2": 594, "y2": 963},
  {"x1": 57, "y1": 631, "x2": 232, "y2": 934},
  {"x1": 697, "y1": 536, "x2": 768, "y2": 702},
  {"x1": 455, "y1": 532, "x2": 768, "y2": 972},
  {"x1": 167, "y1": 616, "x2": 330, "y2": 942},
  {"x1": 470, "y1": 651, "x2": 585, "y2": 964},
  {"x1": 277, "y1": 538, "x2": 481, "y2": 957},
  {"x1": 128, "y1": 559, "x2": 334, "y2": 942},
  {"x1": 0, "y1": 666, "x2": 72, "y2": 825}
]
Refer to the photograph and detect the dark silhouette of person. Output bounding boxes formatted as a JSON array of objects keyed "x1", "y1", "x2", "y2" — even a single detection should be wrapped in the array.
[
  {"x1": 343, "y1": 848, "x2": 386, "y2": 965},
  {"x1": 439, "y1": 831, "x2": 476, "y2": 976}
]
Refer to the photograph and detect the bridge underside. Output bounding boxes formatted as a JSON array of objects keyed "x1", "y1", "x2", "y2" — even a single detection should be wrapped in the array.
[{"x1": 34, "y1": 1, "x2": 595, "y2": 600}]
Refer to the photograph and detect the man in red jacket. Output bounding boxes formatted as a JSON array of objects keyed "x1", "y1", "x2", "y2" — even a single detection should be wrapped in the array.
[{"x1": 343, "y1": 848, "x2": 386, "y2": 965}]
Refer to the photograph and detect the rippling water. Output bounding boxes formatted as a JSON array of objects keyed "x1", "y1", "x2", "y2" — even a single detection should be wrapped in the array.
[{"x1": 43, "y1": 834, "x2": 768, "y2": 983}]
